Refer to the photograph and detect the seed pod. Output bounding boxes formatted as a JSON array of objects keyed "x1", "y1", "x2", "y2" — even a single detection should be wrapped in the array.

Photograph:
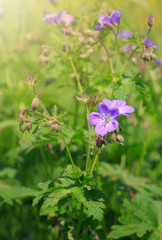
[{"x1": 31, "y1": 96, "x2": 39, "y2": 111}]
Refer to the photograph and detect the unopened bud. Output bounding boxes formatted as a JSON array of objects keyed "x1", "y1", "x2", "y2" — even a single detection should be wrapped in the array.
[
  {"x1": 18, "y1": 112, "x2": 24, "y2": 124},
  {"x1": 51, "y1": 123, "x2": 60, "y2": 133},
  {"x1": 116, "y1": 134, "x2": 124, "y2": 145},
  {"x1": 141, "y1": 50, "x2": 150, "y2": 62},
  {"x1": 26, "y1": 121, "x2": 32, "y2": 132},
  {"x1": 31, "y1": 96, "x2": 39, "y2": 111},
  {"x1": 148, "y1": 15, "x2": 153, "y2": 27},
  {"x1": 95, "y1": 136, "x2": 106, "y2": 149},
  {"x1": 115, "y1": 126, "x2": 122, "y2": 134}
]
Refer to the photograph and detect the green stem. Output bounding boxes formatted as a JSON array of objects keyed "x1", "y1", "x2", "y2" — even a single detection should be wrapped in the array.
[
  {"x1": 114, "y1": 31, "x2": 119, "y2": 70},
  {"x1": 69, "y1": 57, "x2": 83, "y2": 95},
  {"x1": 120, "y1": 46, "x2": 139, "y2": 76},
  {"x1": 90, "y1": 153, "x2": 98, "y2": 174},
  {"x1": 99, "y1": 38, "x2": 114, "y2": 74},
  {"x1": 136, "y1": 115, "x2": 156, "y2": 176},
  {"x1": 76, "y1": 204, "x2": 84, "y2": 240},
  {"x1": 96, "y1": 158, "x2": 102, "y2": 190},
  {"x1": 85, "y1": 103, "x2": 91, "y2": 172},
  {"x1": 39, "y1": 147, "x2": 51, "y2": 178},
  {"x1": 60, "y1": 130, "x2": 76, "y2": 169},
  {"x1": 28, "y1": 109, "x2": 50, "y2": 119}
]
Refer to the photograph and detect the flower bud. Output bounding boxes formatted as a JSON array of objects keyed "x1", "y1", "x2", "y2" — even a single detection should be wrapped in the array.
[
  {"x1": 18, "y1": 112, "x2": 24, "y2": 124},
  {"x1": 51, "y1": 123, "x2": 60, "y2": 133},
  {"x1": 31, "y1": 96, "x2": 39, "y2": 111},
  {"x1": 26, "y1": 121, "x2": 32, "y2": 132},
  {"x1": 148, "y1": 15, "x2": 153, "y2": 27},
  {"x1": 116, "y1": 134, "x2": 124, "y2": 145},
  {"x1": 141, "y1": 50, "x2": 150, "y2": 62},
  {"x1": 95, "y1": 136, "x2": 106, "y2": 149}
]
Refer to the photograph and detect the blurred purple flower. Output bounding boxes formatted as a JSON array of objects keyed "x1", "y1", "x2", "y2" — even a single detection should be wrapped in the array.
[
  {"x1": 94, "y1": 10, "x2": 122, "y2": 31},
  {"x1": 148, "y1": 14, "x2": 153, "y2": 27},
  {"x1": 143, "y1": 37, "x2": 158, "y2": 49},
  {"x1": 0, "y1": 6, "x2": 4, "y2": 18},
  {"x1": 89, "y1": 103, "x2": 119, "y2": 136},
  {"x1": 155, "y1": 59, "x2": 162, "y2": 66},
  {"x1": 56, "y1": 10, "x2": 74, "y2": 26},
  {"x1": 42, "y1": 12, "x2": 58, "y2": 25},
  {"x1": 42, "y1": 10, "x2": 74, "y2": 26},
  {"x1": 103, "y1": 99, "x2": 135, "y2": 117},
  {"x1": 49, "y1": 0, "x2": 57, "y2": 4},
  {"x1": 119, "y1": 30, "x2": 134, "y2": 39}
]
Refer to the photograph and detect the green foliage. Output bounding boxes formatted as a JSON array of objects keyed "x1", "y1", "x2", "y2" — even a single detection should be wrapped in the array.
[
  {"x1": 108, "y1": 196, "x2": 162, "y2": 239},
  {"x1": 33, "y1": 165, "x2": 107, "y2": 221}
]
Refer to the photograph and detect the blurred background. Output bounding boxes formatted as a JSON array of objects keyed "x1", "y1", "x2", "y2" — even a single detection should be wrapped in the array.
[{"x1": 0, "y1": 0, "x2": 161, "y2": 239}]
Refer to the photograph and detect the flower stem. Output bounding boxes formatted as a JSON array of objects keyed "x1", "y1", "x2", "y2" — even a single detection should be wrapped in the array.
[
  {"x1": 90, "y1": 153, "x2": 98, "y2": 174},
  {"x1": 85, "y1": 103, "x2": 91, "y2": 172},
  {"x1": 60, "y1": 130, "x2": 76, "y2": 169},
  {"x1": 76, "y1": 203, "x2": 84, "y2": 240},
  {"x1": 114, "y1": 31, "x2": 119, "y2": 70},
  {"x1": 69, "y1": 56, "x2": 83, "y2": 95},
  {"x1": 120, "y1": 45, "x2": 139, "y2": 76},
  {"x1": 99, "y1": 38, "x2": 114, "y2": 74}
]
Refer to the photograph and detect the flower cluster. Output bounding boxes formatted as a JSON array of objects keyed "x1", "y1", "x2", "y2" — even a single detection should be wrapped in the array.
[
  {"x1": 42, "y1": 10, "x2": 74, "y2": 26},
  {"x1": 94, "y1": 10, "x2": 122, "y2": 31},
  {"x1": 89, "y1": 99, "x2": 134, "y2": 136}
]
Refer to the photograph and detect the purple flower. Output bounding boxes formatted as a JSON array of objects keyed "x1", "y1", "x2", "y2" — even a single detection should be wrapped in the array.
[
  {"x1": 42, "y1": 12, "x2": 58, "y2": 25},
  {"x1": 144, "y1": 38, "x2": 158, "y2": 49},
  {"x1": 94, "y1": 10, "x2": 122, "y2": 31},
  {"x1": 42, "y1": 10, "x2": 74, "y2": 26},
  {"x1": 56, "y1": 10, "x2": 74, "y2": 26},
  {"x1": 49, "y1": 0, "x2": 57, "y2": 4},
  {"x1": 103, "y1": 99, "x2": 135, "y2": 117},
  {"x1": 119, "y1": 30, "x2": 134, "y2": 39},
  {"x1": 0, "y1": 6, "x2": 4, "y2": 18},
  {"x1": 155, "y1": 59, "x2": 162, "y2": 66},
  {"x1": 148, "y1": 14, "x2": 153, "y2": 27},
  {"x1": 89, "y1": 103, "x2": 119, "y2": 136}
]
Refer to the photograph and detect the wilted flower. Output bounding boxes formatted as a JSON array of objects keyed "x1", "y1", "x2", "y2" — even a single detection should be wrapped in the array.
[
  {"x1": 31, "y1": 96, "x2": 39, "y2": 111},
  {"x1": 119, "y1": 30, "x2": 134, "y2": 39},
  {"x1": 89, "y1": 103, "x2": 119, "y2": 136},
  {"x1": 0, "y1": 7, "x2": 4, "y2": 18},
  {"x1": 94, "y1": 10, "x2": 122, "y2": 31},
  {"x1": 102, "y1": 99, "x2": 135, "y2": 117}
]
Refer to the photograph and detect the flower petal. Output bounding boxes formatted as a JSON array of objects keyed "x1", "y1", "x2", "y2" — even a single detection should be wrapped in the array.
[
  {"x1": 112, "y1": 100, "x2": 126, "y2": 108},
  {"x1": 120, "y1": 105, "x2": 135, "y2": 116},
  {"x1": 94, "y1": 24, "x2": 104, "y2": 31},
  {"x1": 107, "y1": 120, "x2": 119, "y2": 132},
  {"x1": 103, "y1": 98, "x2": 112, "y2": 108},
  {"x1": 89, "y1": 112, "x2": 101, "y2": 126},
  {"x1": 95, "y1": 124, "x2": 108, "y2": 136},
  {"x1": 110, "y1": 10, "x2": 122, "y2": 25},
  {"x1": 98, "y1": 103, "x2": 110, "y2": 114},
  {"x1": 109, "y1": 108, "x2": 119, "y2": 119},
  {"x1": 102, "y1": 16, "x2": 112, "y2": 26},
  {"x1": 98, "y1": 15, "x2": 107, "y2": 24}
]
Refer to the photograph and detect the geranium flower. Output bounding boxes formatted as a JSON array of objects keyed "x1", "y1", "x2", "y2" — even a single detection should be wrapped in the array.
[
  {"x1": 119, "y1": 30, "x2": 134, "y2": 39},
  {"x1": 155, "y1": 59, "x2": 162, "y2": 66},
  {"x1": 103, "y1": 99, "x2": 135, "y2": 117},
  {"x1": 42, "y1": 10, "x2": 74, "y2": 26},
  {"x1": 89, "y1": 103, "x2": 119, "y2": 136},
  {"x1": 94, "y1": 10, "x2": 122, "y2": 31}
]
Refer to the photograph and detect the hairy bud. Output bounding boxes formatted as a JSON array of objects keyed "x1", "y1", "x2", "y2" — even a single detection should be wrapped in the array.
[
  {"x1": 51, "y1": 123, "x2": 60, "y2": 133},
  {"x1": 31, "y1": 96, "x2": 39, "y2": 111},
  {"x1": 148, "y1": 15, "x2": 153, "y2": 27},
  {"x1": 95, "y1": 136, "x2": 106, "y2": 149}
]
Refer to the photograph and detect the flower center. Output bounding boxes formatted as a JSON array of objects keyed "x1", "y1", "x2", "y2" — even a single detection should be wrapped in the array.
[{"x1": 101, "y1": 114, "x2": 112, "y2": 125}]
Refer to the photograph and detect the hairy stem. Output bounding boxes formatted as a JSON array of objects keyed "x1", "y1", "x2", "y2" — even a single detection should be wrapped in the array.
[
  {"x1": 76, "y1": 204, "x2": 84, "y2": 240},
  {"x1": 85, "y1": 103, "x2": 91, "y2": 172},
  {"x1": 69, "y1": 57, "x2": 83, "y2": 95},
  {"x1": 60, "y1": 130, "x2": 76, "y2": 169},
  {"x1": 120, "y1": 46, "x2": 139, "y2": 76},
  {"x1": 90, "y1": 153, "x2": 98, "y2": 174},
  {"x1": 99, "y1": 38, "x2": 114, "y2": 74}
]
